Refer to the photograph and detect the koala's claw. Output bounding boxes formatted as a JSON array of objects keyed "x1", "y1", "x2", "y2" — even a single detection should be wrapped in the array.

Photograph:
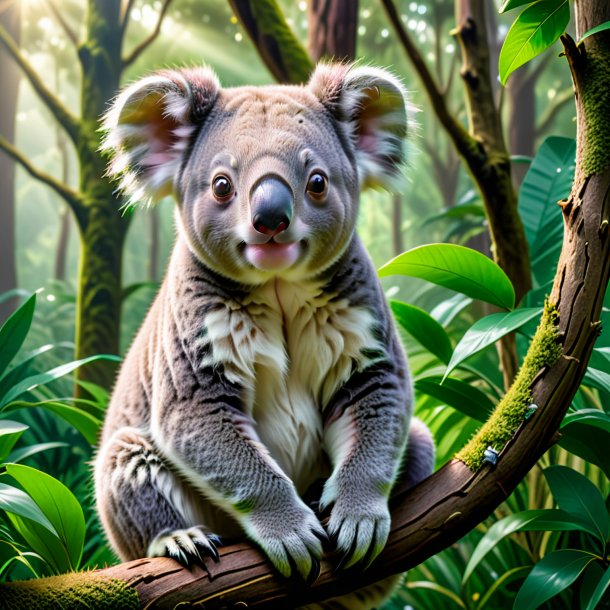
[
  {"x1": 246, "y1": 503, "x2": 326, "y2": 581},
  {"x1": 328, "y1": 508, "x2": 390, "y2": 571},
  {"x1": 148, "y1": 526, "x2": 220, "y2": 569}
]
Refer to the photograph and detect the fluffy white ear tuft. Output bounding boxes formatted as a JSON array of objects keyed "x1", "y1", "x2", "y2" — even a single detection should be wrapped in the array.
[
  {"x1": 309, "y1": 63, "x2": 411, "y2": 190},
  {"x1": 101, "y1": 67, "x2": 220, "y2": 206}
]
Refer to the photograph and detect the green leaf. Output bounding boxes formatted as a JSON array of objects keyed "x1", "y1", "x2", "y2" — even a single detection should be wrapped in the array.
[
  {"x1": 499, "y1": 0, "x2": 570, "y2": 85},
  {"x1": 414, "y1": 375, "x2": 495, "y2": 422},
  {"x1": 500, "y1": 0, "x2": 533, "y2": 13},
  {"x1": 4, "y1": 400, "x2": 102, "y2": 444},
  {"x1": 513, "y1": 550, "x2": 596, "y2": 610},
  {"x1": 6, "y1": 463, "x2": 85, "y2": 571},
  {"x1": 0, "y1": 344, "x2": 55, "y2": 400},
  {"x1": 519, "y1": 137, "x2": 576, "y2": 287},
  {"x1": 583, "y1": 367, "x2": 610, "y2": 394},
  {"x1": 390, "y1": 301, "x2": 453, "y2": 364},
  {"x1": 379, "y1": 244, "x2": 515, "y2": 310},
  {"x1": 583, "y1": 565, "x2": 610, "y2": 610},
  {"x1": 560, "y1": 410, "x2": 610, "y2": 478},
  {"x1": 445, "y1": 308, "x2": 542, "y2": 379},
  {"x1": 0, "y1": 354, "x2": 121, "y2": 409},
  {"x1": 0, "y1": 293, "x2": 36, "y2": 380},
  {"x1": 544, "y1": 465, "x2": 610, "y2": 545},
  {"x1": 73, "y1": 379, "x2": 109, "y2": 406},
  {"x1": 0, "y1": 420, "x2": 29, "y2": 463},
  {"x1": 430, "y1": 294, "x2": 473, "y2": 327},
  {"x1": 578, "y1": 20, "x2": 610, "y2": 43},
  {"x1": 5, "y1": 442, "x2": 68, "y2": 464},
  {"x1": 0, "y1": 482, "x2": 56, "y2": 534},
  {"x1": 463, "y1": 509, "x2": 594, "y2": 584}
]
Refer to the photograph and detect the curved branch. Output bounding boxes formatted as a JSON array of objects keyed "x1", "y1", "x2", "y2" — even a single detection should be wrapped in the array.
[
  {"x1": 0, "y1": 134, "x2": 86, "y2": 229},
  {"x1": 122, "y1": 0, "x2": 174, "y2": 69},
  {"x1": 0, "y1": 24, "x2": 79, "y2": 145}
]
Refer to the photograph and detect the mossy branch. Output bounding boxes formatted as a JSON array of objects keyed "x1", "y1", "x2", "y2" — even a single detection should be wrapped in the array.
[
  {"x1": 122, "y1": 0, "x2": 174, "y2": 69},
  {"x1": 0, "y1": 133, "x2": 86, "y2": 229},
  {"x1": 229, "y1": 0, "x2": 313, "y2": 84},
  {"x1": 0, "y1": 23, "x2": 79, "y2": 145}
]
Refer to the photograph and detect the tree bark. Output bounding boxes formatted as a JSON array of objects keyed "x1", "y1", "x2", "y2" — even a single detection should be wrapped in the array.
[
  {"x1": 72, "y1": 0, "x2": 129, "y2": 389},
  {"x1": 307, "y1": 0, "x2": 358, "y2": 62},
  {"x1": 0, "y1": 2, "x2": 20, "y2": 322},
  {"x1": 1, "y1": 2, "x2": 608, "y2": 606}
]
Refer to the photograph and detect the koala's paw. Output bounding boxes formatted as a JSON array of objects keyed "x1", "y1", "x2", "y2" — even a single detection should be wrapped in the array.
[
  {"x1": 244, "y1": 499, "x2": 327, "y2": 582},
  {"x1": 147, "y1": 526, "x2": 220, "y2": 569},
  {"x1": 325, "y1": 493, "x2": 391, "y2": 571}
]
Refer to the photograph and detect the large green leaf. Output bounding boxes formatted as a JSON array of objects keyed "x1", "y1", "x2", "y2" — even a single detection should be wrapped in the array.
[
  {"x1": 0, "y1": 293, "x2": 36, "y2": 380},
  {"x1": 379, "y1": 244, "x2": 515, "y2": 310},
  {"x1": 499, "y1": 0, "x2": 570, "y2": 85},
  {"x1": 0, "y1": 344, "x2": 56, "y2": 400},
  {"x1": 6, "y1": 463, "x2": 85, "y2": 571},
  {"x1": 4, "y1": 401, "x2": 102, "y2": 445},
  {"x1": 513, "y1": 550, "x2": 596, "y2": 610},
  {"x1": 463, "y1": 509, "x2": 594, "y2": 584},
  {"x1": 583, "y1": 565, "x2": 610, "y2": 610},
  {"x1": 390, "y1": 301, "x2": 453, "y2": 364},
  {"x1": 560, "y1": 411, "x2": 610, "y2": 478},
  {"x1": 444, "y1": 308, "x2": 542, "y2": 379},
  {"x1": 430, "y1": 294, "x2": 473, "y2": 327},
  {"x1": 0, "y1": 420, "x2": 29, "y2": 463},
  {"x1": 0, "y1": 354, "x2": 120, "y2": 409},
  {"x1": 519, "y1": 137, "x2": 575, "y2": 287},
  {"x1": 0, "y1": 482, "x2": 55, "y2": 533},
  {"x1": 5, "y1": 442, "x2": 68, "y2": 464},
  {"x1": 582, "y1": 367, "x2": 610, "y2": 394},
  {"x1": 544, "y1": 466, "x2": 609, "y2": 545},
  {"x1": 414, "y1": 375, "x2": 494, "y2": 422}
]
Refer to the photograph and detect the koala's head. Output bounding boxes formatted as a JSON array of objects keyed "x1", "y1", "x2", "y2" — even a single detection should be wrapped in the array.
[{"x1": 102, "y1": 63, "x2": 409, "y2": 284}]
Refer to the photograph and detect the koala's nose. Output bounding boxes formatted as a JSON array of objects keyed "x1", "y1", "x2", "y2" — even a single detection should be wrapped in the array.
[{"x1": 250, "y1": 177, "x2": 293, "y2": 236}]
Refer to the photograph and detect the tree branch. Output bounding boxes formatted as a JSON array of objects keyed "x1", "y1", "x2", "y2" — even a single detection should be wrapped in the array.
[
  {"x1": 535, "y1": 87, "x2": 575, "y2": 138},
  {"x1": 44, "y1": 0, "x2": 79, "y2": 47},
  {"x1": 0, "y1": 24, "x2": 79, "y2": 145},
  {"x1": 230, "y1": 0, "x2": 313, "y2": 84},
  {"x1": 122, "y1": 0, "x2": 173, "y2": 69},
  {"x1": 0, "y1": 134, "x2": 86, "y2": 229}
]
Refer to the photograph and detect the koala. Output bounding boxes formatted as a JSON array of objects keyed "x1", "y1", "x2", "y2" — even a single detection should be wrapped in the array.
[{"x1": 95, "y1": 63, "x2": 435, "y2": 609}]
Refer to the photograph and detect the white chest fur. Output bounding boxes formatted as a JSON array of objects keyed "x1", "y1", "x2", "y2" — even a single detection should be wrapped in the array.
[{"x1": 202, "y1": 279, "x2": 378, "y2": 492}]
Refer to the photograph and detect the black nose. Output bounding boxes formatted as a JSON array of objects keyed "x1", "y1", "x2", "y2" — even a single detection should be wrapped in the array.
[{"x1": 251, "y1": 177, "x2": 293, "y2": 236}]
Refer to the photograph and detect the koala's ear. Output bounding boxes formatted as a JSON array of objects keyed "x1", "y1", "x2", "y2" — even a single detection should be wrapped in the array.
[
  {"x1": 101, "y1": 67, "x2": 220, "y2": 205},
  {"x1": 309, "y1": 63, "x2": 409, "y2": 190}
]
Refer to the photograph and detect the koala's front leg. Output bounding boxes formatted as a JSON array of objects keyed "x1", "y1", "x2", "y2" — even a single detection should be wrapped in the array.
[
  {"x1": 321, "y1": 359, "x2": 410, "y2": 570},
  {"x1": 155, "y1": 378, "x2": 325, "y2": 581}
]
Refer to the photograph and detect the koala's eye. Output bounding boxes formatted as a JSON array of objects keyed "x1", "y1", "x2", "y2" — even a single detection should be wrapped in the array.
[
  {"x1": 212, "y1": 175, "x2": 234, "y2": 202},
  {"x1": 306, "y1": 172, "x2": 328, "y2": 201}
]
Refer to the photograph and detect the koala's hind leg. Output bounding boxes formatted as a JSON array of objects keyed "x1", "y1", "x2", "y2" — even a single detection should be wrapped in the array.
[{"x1": 95, "y1": 427, "x2": 219, "y2": 567}]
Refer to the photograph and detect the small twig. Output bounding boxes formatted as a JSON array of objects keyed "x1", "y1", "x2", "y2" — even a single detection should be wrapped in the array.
[
  {"x1": 122, "y1": 0, "x2": 173, "y2": 69},
  {"x1": 535, "y1": 87, "x2": 575, "y2": 138},
  {"x1": 44, "y1": 0, "x2": 79, "y2": 47},
  {"x1": 0, "y1": 133, "x2": 86, "y2": 228}
]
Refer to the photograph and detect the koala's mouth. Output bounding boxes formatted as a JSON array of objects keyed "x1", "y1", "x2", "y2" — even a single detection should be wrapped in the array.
[{"x1": 242, "y1": 239, "x2": 306, "y2": 271}]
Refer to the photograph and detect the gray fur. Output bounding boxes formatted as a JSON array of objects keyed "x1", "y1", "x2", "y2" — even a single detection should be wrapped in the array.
[{"x1": 95, "y1": 63, "x2": 434, "y2": 607}]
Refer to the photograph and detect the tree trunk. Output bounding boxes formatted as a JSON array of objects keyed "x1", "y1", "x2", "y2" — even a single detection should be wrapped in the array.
[
  {"x1": 0, "y1": 3, "x2": 20, "y2": 321},
  {"x1": 307, "y1": 0, "x2": 358, "y2": 62},
  {"x1": 74, "y1": 0, "x2": 129, "y2": 388}
]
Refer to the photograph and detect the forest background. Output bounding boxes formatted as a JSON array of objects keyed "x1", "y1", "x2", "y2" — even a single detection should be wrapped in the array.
[{"x1": 0, "y1": 1, "x2": 609, "y2": 609}]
